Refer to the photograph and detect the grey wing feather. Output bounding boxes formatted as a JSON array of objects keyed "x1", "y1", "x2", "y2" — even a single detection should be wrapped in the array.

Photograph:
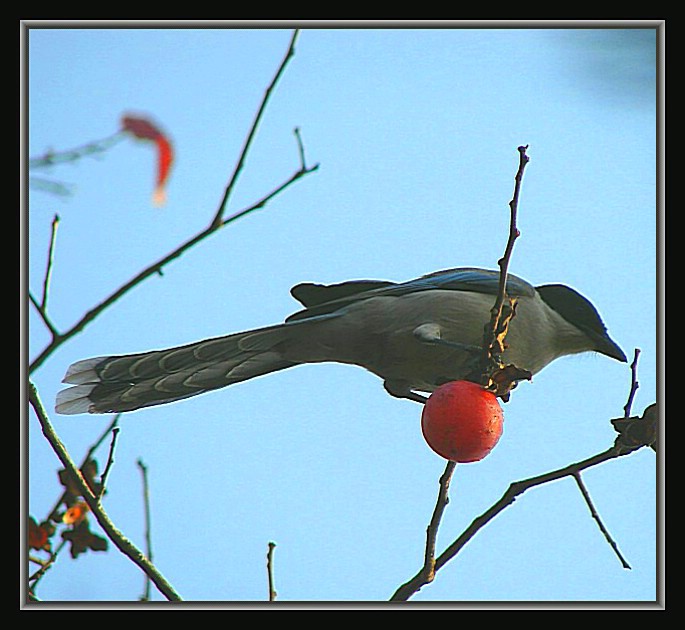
[
  {"x1": 290, "y1": 279, "x2": 395, "y2": 308},
  {"x1": 286, "y1": 267, "x2": 534, "y2": 323}
]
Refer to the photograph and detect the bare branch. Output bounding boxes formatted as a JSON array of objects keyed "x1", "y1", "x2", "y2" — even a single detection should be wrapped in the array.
[
  {"x1": 293, "y1": 126, "x2": 307, "y2": 170},
  {"x1": 402, "y1": 460, "x2": 458, "y2": 595},
  {"x1": 467, "y1": 145, "x2": 532, "y2": 395},
  {"x1": 40, "y1": 214, "x2": 60, "y2": 311},
  {"x1": 43, "y1": 414, "x2": 121, "y2": 525},
  {"x1": 572, "y1": 472, "x2": 631, "y2": 569},
  {"x1": 28, "y1": 539, "x2": 67, "y2": 588},
  {"x1": 28, "y1": 383, "x2": 182, "y2": 602},
  {"x1": 491, "y1": 145, "x2": 528, "y2": 324},
  {"x1": 29, "y1": 131, "x2": 125, "y2": 170},
  {"x1": 611, "y1": 351, "x2": 656, "y2": 455},
  {"x1": 28, "y1": 31, "x2": 315, "y2": 376},
  {"x1": 28, "y1": 290, "x2": 60, "y2": 339},
  {"x1": 137, "y1": 459, "x2": 154, "y2": 601},
  {"x1": 28, "y1": 177, "x2": 75, "y2": 197},
  {"x1": 393, "y1": 147, "x2": 531, "y2": 600},
  {"x1": 394, "y1": 147, "x2": 532, "y2": 600},
  {"x1": 267, "y1": 541, "x2": 277, "y2": 601},
  {"x1": 623, "y1": 348, "x2": 642, "y2": 418},
  {"x1": 98, "y1": 427, "x2": 121, "y2": 499},
  {"x1": 210, "y1": 29, "x2": 301, "y2": 229},
  {"x1": 29, "y1": 214, "x2": 62, "y2": 339},
  {"x1": 390, "y1": 437, "x2": 650, "y2": 601}
]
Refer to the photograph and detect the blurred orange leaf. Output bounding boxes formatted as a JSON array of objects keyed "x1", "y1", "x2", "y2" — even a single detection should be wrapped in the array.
[
  {"x1": 121, "y1": 113, "x2": 174, "y2": 206},
  {"x1": 63, "y1": 501, "x2": 89, "y2": 525}
]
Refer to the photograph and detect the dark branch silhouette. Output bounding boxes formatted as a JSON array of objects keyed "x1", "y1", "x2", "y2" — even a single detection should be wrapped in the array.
[{"x1": 29, "y1": 30, "x2": 317, "y2": 375}]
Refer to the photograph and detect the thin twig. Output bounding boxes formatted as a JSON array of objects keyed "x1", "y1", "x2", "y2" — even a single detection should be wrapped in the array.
[
  {"x1": 421, "y1": 461, "x2": 457, "y2": 584},
  {"x1": 29, "y1": 131, "x2": 125, "y2": 170},
  {"x1": 29, "y1": 176, "x2": 75, "y2": 197},
  {"x1": 98, "y1": 427, "x2": 121, "y2": 499},
  {"x1": 28, "y1": 290, "x2": 60, "y2": 339},
  {"x1": 391, "y1": 442, "x2": 642, "y2": 601},
  {"x1": 40, "y1": 214, "x2": 60, "y2": 311},
  {"x1": 393, "y1": 147, "x2": 530, "y2": 601},
  {"x1": 492, "y1": 145, "x2": 528, "y2": 322},
  {"x1": 210, "y1": 29, "x2": 301, "y2": 229},
  {"x1": 293, "y1": 127, "x2": 307, "y2": 169},
  {"x1": 45, "y1": 414, "x2": 122, "y2": 524},
  {"x1": 28, "y1": 383, "x2": 182, "y2": 601},
  {"x1": 572, "y1": 472, "x2": 631, "y2": 569},
  {"x1": 467, "y1": 146, "x2": 531, "y2": 391},
  {"x1": 28, "y1": 33, "x2": 316, "y2": 376},
  {"x1": 137, "y1": 459, "x2": 153, "y2": 601},
  {"x1": 267, "y1": 541, "x2": 277, "y2": 601},
  {"x1": 557, "y1": 347, "x2": 642, "y2": 572},
  {"x1": 219, "y1": 160, "x2": 319, "y2": 227},
  {"x1": 623, "y1": 348, "x2": 641, "y2": 418},
  {"x1": 28, "y1": 539, "x2": 67, "y2": 586}
]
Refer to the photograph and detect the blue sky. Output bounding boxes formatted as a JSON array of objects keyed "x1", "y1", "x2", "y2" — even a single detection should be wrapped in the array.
[{"x1": 26, "y1": 24, "x2": 660, "y2": 606}]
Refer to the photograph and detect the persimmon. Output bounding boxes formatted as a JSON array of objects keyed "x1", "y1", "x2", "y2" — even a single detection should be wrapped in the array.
[{"x1": 421, "y1": 381, "x2": 503, "y2": 462}]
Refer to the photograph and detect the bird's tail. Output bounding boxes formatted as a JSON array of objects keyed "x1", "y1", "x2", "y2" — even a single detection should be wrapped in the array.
[{"x1": 55, "y1": 324, "x2": 299, "y2": 414}]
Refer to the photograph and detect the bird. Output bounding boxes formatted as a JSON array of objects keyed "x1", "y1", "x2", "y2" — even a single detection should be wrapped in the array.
[{"x1": 55, "y1": 267, "x2": 627, "y2": 415}]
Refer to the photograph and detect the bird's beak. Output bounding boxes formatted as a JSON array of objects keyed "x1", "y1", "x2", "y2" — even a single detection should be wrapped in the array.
[{"x1": 596, "y1": 335, "x2": 628, "y2": 363}]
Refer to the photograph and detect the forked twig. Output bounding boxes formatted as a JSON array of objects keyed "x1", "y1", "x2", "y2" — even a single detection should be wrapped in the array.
[
  {"x1": 98, "y1": 427, "x2": 120, "y2": 499},
  {"x1": 29, "y1": 214, "x2": 61, "y2": 338},
  {"x1": 28, "y1": 29, "x2": 317, "y2": 374},
  {"x1": 623, "y1": 348, "x2": 642, "y2": 418},
  {"x1": 391, "y1": 437, "x2": 650, "y2": 601},
  {"x1": 397, "y1": 147, "x2": 530, "y2": 600},
  {"x1": 29, "y1": 383, "x2": 182, "y2": 601},
  {"x1": 210, "y1": 30, "x2": 301, "y2": 229}
]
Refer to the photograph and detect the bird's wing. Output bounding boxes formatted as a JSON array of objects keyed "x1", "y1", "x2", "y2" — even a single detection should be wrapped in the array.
[
  {"x1": 290, "y1": 280, "x2": 395, "y2": 308},
  {"x1": 285, "y1": 267, "x2": 536, "y2": 323},
  {"x1": 395, "y1": 267, "x2": 536, "y2": 297}
]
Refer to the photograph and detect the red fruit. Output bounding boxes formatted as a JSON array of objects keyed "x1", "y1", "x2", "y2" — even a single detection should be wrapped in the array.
[{"x1": 421, "y1": 381, "x2": 503, "y2": 463}]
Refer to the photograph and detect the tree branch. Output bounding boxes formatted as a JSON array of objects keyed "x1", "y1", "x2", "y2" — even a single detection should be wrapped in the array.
[
  {"x1": 137, "y1": 459, "x2": 154, "y2": 601},
  {"x1": 29, "y1": 131, "x2": 125, "y2": 170},
  {"x1": 28, "y1": 30, "x2": 316, "y2": 375},
  {"x1": 623, "y1": 348, "x2": 641, "y2": 418},
  {"x1": 391, "y1": 147, "x2": 653, "y2": 601},
  {"x1": 40, "y1": 214, "x2": 60, "y2": 312},
  {"x1": 266, "y1": 541, "x2": 277, "y2": 601},
  {"x1": 97, "y1": 427, "x2": 121, "y2": 499},
  {"x1": 467, "y1": 145, "x2": 532, "y2": 395},
  {"x1": 210, "y1": 29, "x2": 301, "y2": 229},
  {"x1": 391, "y1": 438, "x2": 649, "y2": 601},
  {"x1": 28, "y1": 383, "x2": 182, "y2": 602},
  {"x1": 28, "y1": 214, "x2": 61, "y2": 338},
  {"x1": 572, "y1": 472, "x2": 631, "y2": 569},
  {"x1": 493, "y1": 145, "x2": 528, "y2": 326}
]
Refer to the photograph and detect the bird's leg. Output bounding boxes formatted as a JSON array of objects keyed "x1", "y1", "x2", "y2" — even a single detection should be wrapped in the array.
[{"x1": 383, "y1": 381, "x2": 428, "y2": 404}]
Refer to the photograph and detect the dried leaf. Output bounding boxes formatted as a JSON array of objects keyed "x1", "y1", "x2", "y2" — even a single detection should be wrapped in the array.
[
  {"x1": 612, "y1": 403, "x2": 657, "y2": 454},
  {"x1": 29, "y1": 516, "x2": 55, "y2": 552},
  {"x1": 62, "y1": 520, "x2": 108, "y2": 559},
  {"x1": 57, "y1": 458, "x2": 102, "y2": 505}
]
